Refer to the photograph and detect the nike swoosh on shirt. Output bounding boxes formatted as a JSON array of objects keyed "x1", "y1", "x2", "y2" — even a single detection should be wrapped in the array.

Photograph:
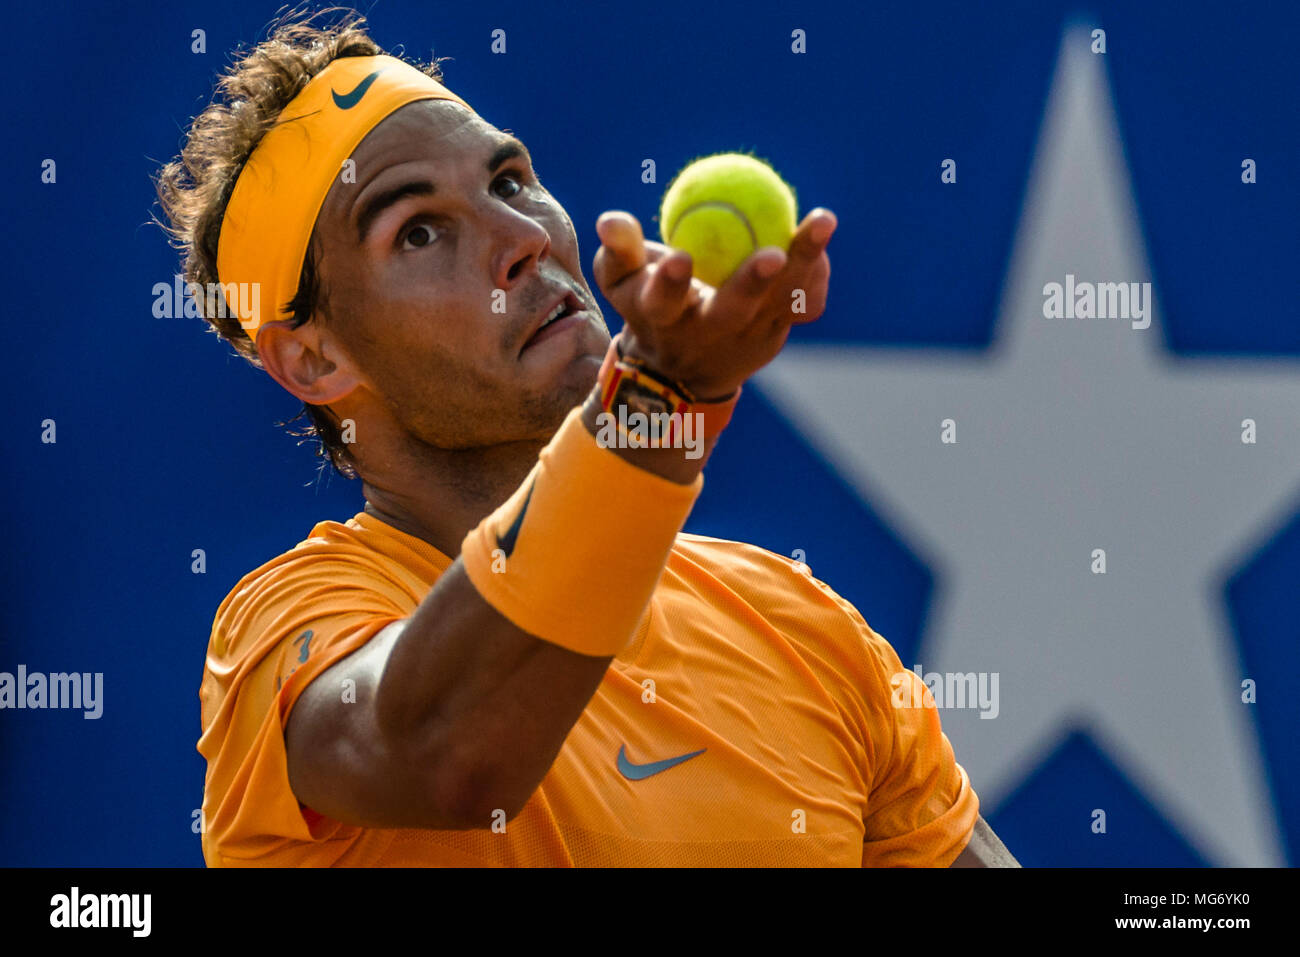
[
  {"x1": 496, "y1": 479, "x2": 535, "y2": 558},
  {"x1": 332, "y1": 70, "x2": 384, "y2": 109},
  {"x1": 616, "y1": 744, "x2": 706, "y2": 781}
]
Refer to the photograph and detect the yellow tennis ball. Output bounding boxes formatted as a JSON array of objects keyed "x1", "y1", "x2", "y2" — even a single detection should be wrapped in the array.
[{"x1": 659, "y1": 152, "x2": 798, "y2": 288}]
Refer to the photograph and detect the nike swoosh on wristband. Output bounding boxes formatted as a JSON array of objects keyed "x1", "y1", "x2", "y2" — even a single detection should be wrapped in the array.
[
  {"x1": 331, "y1": 70, "x2": 384, "y2": 110},
  {"x1": 496, "y1": 479, "x2": 535, "y2": 558},
  {"x1": 617, "y1": 745, "x2": 706, "y2": 781}
]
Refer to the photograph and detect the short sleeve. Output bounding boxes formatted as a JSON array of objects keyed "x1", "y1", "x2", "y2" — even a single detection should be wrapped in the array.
[
  {"x1": 198, "y1": 554, "x2": 410, "y2": 865},
  {"x1": 856, "y1": 626, "x2": 980, "y2": 867}
]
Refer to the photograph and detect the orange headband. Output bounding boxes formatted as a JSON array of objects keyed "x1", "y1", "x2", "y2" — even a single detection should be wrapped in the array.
[{"x1": 216, "y1": 54, "x2": 474, "y2": 344}]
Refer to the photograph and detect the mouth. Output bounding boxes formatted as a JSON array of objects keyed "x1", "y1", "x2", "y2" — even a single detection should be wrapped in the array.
[{"x1": 520, "y1": 289, "x2": 588, "y2": 355}]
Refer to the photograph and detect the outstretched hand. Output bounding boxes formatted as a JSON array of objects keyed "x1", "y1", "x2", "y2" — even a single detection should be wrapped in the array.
[{"x1": 591, "y1": 208, "x2": 835, "y2": 400}]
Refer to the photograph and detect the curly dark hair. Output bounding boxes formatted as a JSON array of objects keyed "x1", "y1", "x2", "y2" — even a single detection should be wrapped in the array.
[{"x1": 154, "y1": 6, "x2": 452, "y2": 479}]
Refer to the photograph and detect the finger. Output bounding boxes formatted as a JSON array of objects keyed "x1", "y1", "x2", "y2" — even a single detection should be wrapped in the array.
[
  {"x1": 786, "y1": 252, "x2": 830, "y2": 325},
  {"x1": 705, "y1": 246, "x2": 788, "y2": 330},
  {"x1": 640, "y1": 239, "x2": 679, "y2": 265},
  {"x1": 592, "y1": 211, "x2": 647, "y2": 291},
  {"x1": 767, "y1": 209, "x2": 836, "y2": 327},
  {"x1": 785, "y1": 208, "x2": 837, "y2": 269},
  {"x1": 639, "y1": 249, "x2": 699, "y2": 325}
]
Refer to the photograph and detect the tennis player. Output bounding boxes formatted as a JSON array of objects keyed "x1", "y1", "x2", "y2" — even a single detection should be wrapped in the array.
[{"x1": 158, "y1": 11, "x2": 1018, "y2": 867}]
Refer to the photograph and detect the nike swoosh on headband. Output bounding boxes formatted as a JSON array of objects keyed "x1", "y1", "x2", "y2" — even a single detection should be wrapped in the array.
[{"x1": 332, "y1": 70, "x2": 385, "y2": 110}]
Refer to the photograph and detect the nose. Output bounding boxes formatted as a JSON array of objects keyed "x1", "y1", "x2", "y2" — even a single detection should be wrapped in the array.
[{"x1": 491, "y1": 206, "x2": 552, "y2": 293}]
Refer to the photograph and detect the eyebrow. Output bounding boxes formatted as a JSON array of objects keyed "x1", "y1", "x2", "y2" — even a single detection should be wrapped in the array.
[
  {"x1": 486, "y1": 136, "x2": 531, "y2": 175},
  {"x1": 354, "y1": 135, "x2": 534, "y2": 245},
  {"x1": 355, "y1": 180, "x2": 434, "y2": 244}
]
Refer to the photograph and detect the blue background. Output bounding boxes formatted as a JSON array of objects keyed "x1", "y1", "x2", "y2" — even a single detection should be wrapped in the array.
[{"x1": 2, "y1": 0, "x2": 1296, "y2": 865}]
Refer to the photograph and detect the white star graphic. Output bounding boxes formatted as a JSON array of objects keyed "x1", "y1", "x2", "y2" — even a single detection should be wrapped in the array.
[{"x1": 758, "y1": 28, "x2": 1300, "y2": 866}]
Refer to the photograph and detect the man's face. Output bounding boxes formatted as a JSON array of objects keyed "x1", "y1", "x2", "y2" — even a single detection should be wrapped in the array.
[{"x1": 312, "y1": 98, "x2": 609, "y2": 450}]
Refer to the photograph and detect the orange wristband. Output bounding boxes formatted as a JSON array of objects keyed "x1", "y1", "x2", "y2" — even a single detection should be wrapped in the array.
[{"x1": 459, "y1": 403, "x2": 703, "y2": 657}]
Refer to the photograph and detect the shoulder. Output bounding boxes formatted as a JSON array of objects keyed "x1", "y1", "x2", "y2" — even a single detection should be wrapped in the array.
[
  {"x1": 669, "y1": 532, "x2": 904, "y2": 681},
  {"x1": 199, "y1": 515, "x2": 423, "y2": 752},
  {"x1": 208, "y1": 514, "x2": 436, "y2": 667},
  {"x1": 670, "y1": 531, "x2": 807, "y2": 580},
  {"x1": 211, "y1": 521, "x2": 378, "y2": 650},
  {"x1": 670, "y1": 531, "x2": 866, "y2": 624}
]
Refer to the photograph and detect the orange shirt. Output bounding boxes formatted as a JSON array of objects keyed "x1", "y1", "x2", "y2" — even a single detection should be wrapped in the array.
[{"x1": 198, "y1": 511, "x2": 979, "y2": 866}]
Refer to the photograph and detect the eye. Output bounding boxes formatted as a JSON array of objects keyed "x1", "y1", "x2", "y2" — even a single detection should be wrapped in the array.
[
  {"x1": 401, "y1": 222, "x2": 438, "y2": 250},
  {"x1": 493, "y1": 170, "x2": 526, "y2": 200}
]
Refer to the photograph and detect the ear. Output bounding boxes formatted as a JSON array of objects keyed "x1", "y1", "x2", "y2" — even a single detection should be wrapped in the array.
[{"x1": 255, "y1": 320, "x2": 361, "y2": 405}]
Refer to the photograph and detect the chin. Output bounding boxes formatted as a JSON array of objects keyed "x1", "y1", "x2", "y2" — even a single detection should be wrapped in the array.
[
  {"x1": 514, "y1": 325, "x2": 605, "y2": 429},
  {"x1": 553, "y1": 364, "x2": 599, "y2": 418},
  {"x1": 538, "y1": 335, "x2": 603, "y2": 394},
  {"x1": 506, "y1": 376, "x2": 586, "y2": 443}
]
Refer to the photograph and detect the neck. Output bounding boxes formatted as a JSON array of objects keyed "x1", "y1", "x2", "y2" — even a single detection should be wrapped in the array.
[{"x1": 358, "y1": 436, "x2": 547, "y2": 559}]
